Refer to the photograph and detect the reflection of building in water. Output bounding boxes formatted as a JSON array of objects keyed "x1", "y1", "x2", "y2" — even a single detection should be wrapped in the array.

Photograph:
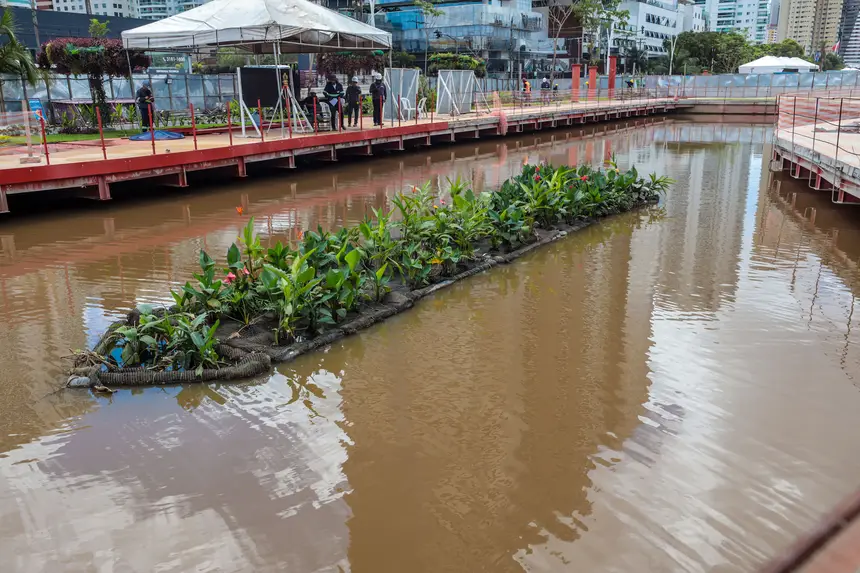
[
  {"x1": 652, "y1": 142, "x2": 752, "y2": 314},
  {"x1": 339, "y1": 206, "x2": 660, "y2": 571}
]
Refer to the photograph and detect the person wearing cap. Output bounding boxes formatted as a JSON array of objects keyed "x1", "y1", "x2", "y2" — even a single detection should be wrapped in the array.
[
  {"x1": 540, "y1": 76, "x2": 550, "y2": 103},
  {"x1": 322, "y1": 73, "x2": 345, "y2": 130},
  {"x1": 136, "y1": 79, "x2": 155, "y2": 132},
  {"x1": 369, "y1": 72, "x2": 386, "y2": 126},
  {"x1": 346, "y1": 76, "x2": 362, "y2": 128}
]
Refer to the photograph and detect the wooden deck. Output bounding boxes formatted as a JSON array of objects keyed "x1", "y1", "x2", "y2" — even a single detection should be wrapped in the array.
[{"x1": 0, "y1": 97, "x2": 678, "y2": 213}]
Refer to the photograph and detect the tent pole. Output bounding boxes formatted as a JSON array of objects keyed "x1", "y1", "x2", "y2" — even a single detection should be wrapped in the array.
[
  {"x1": 274, "y1": 40, "x2": 285, "y2": 139},
  {"x1": 237, "y1": 67, "x2": 246, "y2": 137},
  {"x1": 125, "y1": 49, "x2": 137, "y2": 129}
]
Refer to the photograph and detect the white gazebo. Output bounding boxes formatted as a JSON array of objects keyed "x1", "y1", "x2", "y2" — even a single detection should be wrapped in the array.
[
  {"x1": 120, "y1": 0, "x2": 391, "y2": 53},
  {"x1": 738, "y1": 56, "x2": 819, "y2": 74}
]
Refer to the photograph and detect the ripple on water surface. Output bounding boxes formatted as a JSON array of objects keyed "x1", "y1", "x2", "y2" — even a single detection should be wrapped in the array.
[{"x1": 1, "y1": 122, "x2": 860, "y2": 572}]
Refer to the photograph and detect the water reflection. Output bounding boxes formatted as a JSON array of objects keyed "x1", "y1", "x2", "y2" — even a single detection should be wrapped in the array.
[{"x1": 2, "y1": 121, "x2": 860, "y2": 572}]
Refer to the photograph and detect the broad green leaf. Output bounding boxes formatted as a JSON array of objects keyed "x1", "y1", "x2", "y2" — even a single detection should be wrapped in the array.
[
  {"x1": 344, "y1": 248, "x2": 361, "y2": 273},
  {"x1": 326, "y1": 269, "x2": 342, "y2": 288},
  {"x1": 376, "y1": 262, "x2": 388, "y2": 281},
  {"x1": 297, "y1": 266, "x2": 316, "y2": 285},
  {"x1": 199, "y1": 249, "x2": 215, "y2": 271},
  {"x1": 140, "y1": 335, "x2": 158, "y2": 347},
  {"x1": 227, "y1": 243, "x2": 242, "y2": 267}
]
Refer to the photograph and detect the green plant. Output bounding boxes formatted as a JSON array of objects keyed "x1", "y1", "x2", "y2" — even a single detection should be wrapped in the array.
[
  {"x1": 369, "y1": 262, "x2": 391, "y2": 302},
  {"x1": 172, "y1": 250, "x2": 225, "y2": 314},
  {"x1": 489, "y1": 205, "x2": 530, "y2": 251},
  {"x1": 359, "y1": 208, "x2": 399, "y2": 271}
]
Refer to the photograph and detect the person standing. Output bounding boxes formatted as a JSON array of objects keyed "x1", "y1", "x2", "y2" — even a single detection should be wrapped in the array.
[
  {"x1": 369, "y1": 72, "x2": 386, "y2": 127},
  {"x1": 136, "y1": 80, "x2": 154, "y2": 132},
  {"x1": 322, "y1": 73, "x2": 344, "y2": 130},
  {"x1": 346, "y1": 76, "x2": 362, "y2": 128}
]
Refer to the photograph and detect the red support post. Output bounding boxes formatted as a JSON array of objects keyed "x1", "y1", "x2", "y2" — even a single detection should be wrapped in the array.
[
  {"x1": 227, "y1": 102, "x2": 233, "y2": 147},
  {"x1": 257, "y1": 99, "x2": 265, "y2": 143},
  {"x1": 608, "y1": 56, "x2": 617, "y2": 100},
  {"x1": 190, "y1": 103, "x2": 198, "y2": 150},
  {"x1": 38, "y1": 111, "x2": 50, "y2": 165},
  {"x1": 588, "y1": 67, "x2": 597, "y2": 102},
  {"x1": 148, "y1": 104, "x2": 155, "y2": 155},
  {"x1": 95, "y1": 107, "x2": 107, "y2": 160}
]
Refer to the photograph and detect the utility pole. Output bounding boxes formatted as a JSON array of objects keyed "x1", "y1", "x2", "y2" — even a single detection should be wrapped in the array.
[{"x1": 29, "y1": 0, "x2": 41, "y2": 48}]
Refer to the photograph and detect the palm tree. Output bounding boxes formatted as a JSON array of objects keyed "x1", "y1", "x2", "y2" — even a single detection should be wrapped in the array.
[
  {"x1": 623, "y1": 45, "x2": 649, "y2": 75},
  {"x1": 0, "y1": 8, "x2": 39, "y2": 85}
]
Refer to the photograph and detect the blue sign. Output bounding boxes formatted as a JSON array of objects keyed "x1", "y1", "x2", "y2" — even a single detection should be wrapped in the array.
[{"x1": 28, "y1": 98, "x2": 44, "y2": 121}]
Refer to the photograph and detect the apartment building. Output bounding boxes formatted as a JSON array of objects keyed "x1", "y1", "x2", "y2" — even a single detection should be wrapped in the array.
[
  {"x1": 840, "y1": 0, "x2": 860, "y2": 66},
  {"x1": 699, "y1": 0, "x2": 770, "y2": 43},
  {"x1": 614, "y1": 0, "x2": 706, "y2": 57},
  {"x1": 778, "y1": 0, "x2": 843, "y2": 54}
]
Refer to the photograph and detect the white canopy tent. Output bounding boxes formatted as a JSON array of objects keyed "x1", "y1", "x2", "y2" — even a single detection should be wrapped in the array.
[
  {"x1": 120, "y1": 0, "x2": 391, "y2": 53},
  {"x1": 738, "y1": 56, "x2": 819, "y2": 74}
]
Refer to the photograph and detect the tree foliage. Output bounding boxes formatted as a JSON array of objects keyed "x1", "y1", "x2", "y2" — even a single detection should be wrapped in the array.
[
  {"x1": 88, "y1": 19, "x2": 109, "y2": 39},
  {"x1": 0, "y1": 9, "x2": 40, "y2": 86},
  {"x1": 317, "y1": 52, "x2": 386, "y2": 75},
  {"x1": 427, "y1": 53, "x2": 486, "y2": 77},
  {"x1": 37, "y1": 38, "x2": 149, "y2": 127}
]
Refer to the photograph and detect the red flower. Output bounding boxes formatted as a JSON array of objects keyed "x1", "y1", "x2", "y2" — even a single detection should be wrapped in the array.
[
  {"x1": 236, "y1": 206, "x2": 244, "y2": 215},
  {"x1": 534, "y1": 174, "x2": 541, "y2": 182},
  {"x1": 225, "y1": 272, "x2": 237, "y2": 284},
  {"x1": 580, "y1": 175, "x2": 589, "y2": 181}
]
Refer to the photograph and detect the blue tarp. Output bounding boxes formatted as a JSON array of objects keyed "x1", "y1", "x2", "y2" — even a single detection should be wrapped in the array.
[{"x1": 128, "y1": 130, "x2": 185, "y2": 141}]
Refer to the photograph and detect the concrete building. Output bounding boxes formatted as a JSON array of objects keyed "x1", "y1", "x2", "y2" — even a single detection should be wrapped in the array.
[
  {"x1": 766, "y1": 23, "x2": 778, "y2": 42},
  {"x1": 840, "y1": 0, "x2": 860, "y2": 66},
  {"x1": 778, "y1": 0, "x2": 843, "y2": 54},
  {"x1": 698, "y1": 0, "x2": 770, "y2": 43},
  {"x1": 377, "y1": 0, "x2": 556, "y2": 76},
  {"x1": 614, "y1": 0, "x2": 705, "y2": 58}
]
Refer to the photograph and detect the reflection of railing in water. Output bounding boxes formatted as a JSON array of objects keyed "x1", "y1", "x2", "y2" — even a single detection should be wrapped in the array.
[{"x1": 0, "y1": 117, "x2": 668, "y2": 282}]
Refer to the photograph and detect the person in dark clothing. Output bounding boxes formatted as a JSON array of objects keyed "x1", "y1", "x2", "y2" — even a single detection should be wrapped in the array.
[
  {"x1": 301, "y1": 91, "x2": 319, "y2": 116},
  {"x1": 540, "y1": 76, "x2": 551, "y2": 103},
  {"x1": 136, "y1": 80, "x2": 154, "y2": 132},
  {"x1": 322, "y1": 74, "x2": 344, "y2": 130},
  {"x1": 369, "y1": 72, "x2": 387, "y2": 126},
  {"x1": 345, "y1": 76, "x2": 362, "y2": 127}
]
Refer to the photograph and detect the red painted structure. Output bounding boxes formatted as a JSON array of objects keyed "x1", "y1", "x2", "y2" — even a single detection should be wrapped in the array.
[
  {"x1": 0, "y1": 101, "x2": 678, "y2": 213},
  {"x1": 588, "y1": 68, "x2": 598, "y2": 100},
  {"x1": 608, "y1": 56, "x2": 617, "y2": 100},
  {"x1": 571, "y1": 65, "x2": 581, "y2": 102}
]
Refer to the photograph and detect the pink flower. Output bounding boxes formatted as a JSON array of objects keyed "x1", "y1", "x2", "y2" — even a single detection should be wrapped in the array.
[
  {"x1": 440, "y1": 198, "x2": 446, "y2": 205},
  {"x1": 225, "y1": 272, "x2": 236, "y2": 284},
  {"x1": 580, "y1": 175, "x2": 589, "y2": 181},
  {"x1": 242, "y1": 268, "x2": 250, "y2": 276}
]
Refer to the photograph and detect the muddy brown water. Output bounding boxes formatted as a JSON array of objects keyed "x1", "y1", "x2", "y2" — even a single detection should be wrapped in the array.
[{"x1": 2, "y1": 119, "x2": 860, "y2": 572}]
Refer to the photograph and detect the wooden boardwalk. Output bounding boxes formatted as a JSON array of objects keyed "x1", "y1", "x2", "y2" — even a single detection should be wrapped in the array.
[{"x1": 0, "y1": 97, "x2": 678, "y2": 213}]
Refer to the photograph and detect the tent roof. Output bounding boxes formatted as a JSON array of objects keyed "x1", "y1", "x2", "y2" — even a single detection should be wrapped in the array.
[
  {"x1": 738, "y1": 56, "x2": 819, "y2": 72},
  {"x1": 121, "y1": 0, "x2": 391, "y2": 52}
]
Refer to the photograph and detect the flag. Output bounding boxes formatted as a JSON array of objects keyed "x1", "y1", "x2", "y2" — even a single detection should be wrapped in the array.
[{"x1": 832, "y1": 41, "x2": 841, "y2": 53}]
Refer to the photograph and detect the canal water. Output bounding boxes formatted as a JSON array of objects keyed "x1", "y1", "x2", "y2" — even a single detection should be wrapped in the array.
[{"x1": 2, "y1": 119, "x2": 860, "y2": 572}]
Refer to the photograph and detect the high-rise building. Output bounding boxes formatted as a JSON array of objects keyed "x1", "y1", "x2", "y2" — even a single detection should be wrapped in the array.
[
  {"x1": 698, "y1": 0, "x2": 770, "y2": 43},
  {"x1": 41, "y1": 0, "x2": 137, "y2": 17},
  {"x1": 613, "y1": 0, "x2": 705, "y2": 59},
  {"x1": 778, "y1": 0, "x2": 843, "y2": 54},
  {"x1": 377, "y1": 0, "x2": 556, "y2": 75},
  {"x1": 840, "y1": 0, "x2": 860, "y2": 66}
]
